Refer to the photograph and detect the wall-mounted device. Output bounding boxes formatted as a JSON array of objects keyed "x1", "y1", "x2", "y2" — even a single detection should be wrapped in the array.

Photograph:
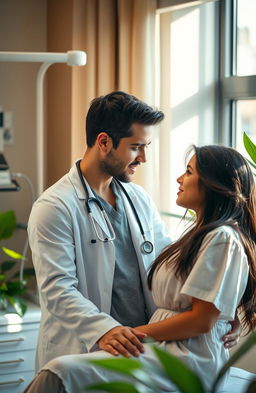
[{"x1": 0, "y1": 107, "x2": 19, "y2": 191}]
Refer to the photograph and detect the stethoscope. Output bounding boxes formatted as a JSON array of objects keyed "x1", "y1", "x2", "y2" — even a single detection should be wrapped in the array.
[{"x1": 76, "y1": 160, "x2": 154, "y2": 254}]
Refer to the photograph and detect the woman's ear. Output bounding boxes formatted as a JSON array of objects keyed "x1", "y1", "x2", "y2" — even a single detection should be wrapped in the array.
[{"x1": 97, "y1": 132, "x2": 113, "y2": 153}]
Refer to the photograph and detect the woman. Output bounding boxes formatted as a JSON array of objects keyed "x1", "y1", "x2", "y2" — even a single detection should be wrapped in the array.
[
  {"x1": 135, "y1": 145, "x2": 256, "y2": 389},
  {"x1": 25, "y1": 145, "x2": 256, "y2": 393}
]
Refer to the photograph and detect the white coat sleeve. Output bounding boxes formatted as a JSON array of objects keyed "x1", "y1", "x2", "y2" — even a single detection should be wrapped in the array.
[
  {"x1": 180, "y1": 227, "x2": 249, "y2": 320},
  {"x1": 28, "y1": 199, "x2": 120, "y2": 352}
]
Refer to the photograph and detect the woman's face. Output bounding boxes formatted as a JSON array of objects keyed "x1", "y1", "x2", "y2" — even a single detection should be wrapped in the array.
[{"x1": 176, "y1": 154, "x2": 205, "y2": 216}]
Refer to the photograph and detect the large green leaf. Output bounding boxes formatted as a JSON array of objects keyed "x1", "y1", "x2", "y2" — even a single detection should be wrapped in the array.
[
  {"x1": 84, "y1": 381, "x2": 140, "y2": 393},
  {"x1": 152, "y1": 346, "x2": 205, "y2": 393},
  {"x1": 212, "y1": 332, "x2": 256, "y2": 393},
  {"x1": 6, "y1": 280, "x2": 26, "y2": 296},
  {"x1": 0, "y1": 210, "x2": 16, "y2": 240},
  {"x1": 87, "y1": 358, "x2": 143, "y2": 377},
  {"x1": 0, "y1": 294, "x2": 8, "y2": 309},
  {"x1": 243, "y1": 132, "x2": 256, "y2": 164},
  {"x1": 13, "y1": 268, "x2": 35, "y2": 279},
  {"x1": 5, "y1": 295, "x2": 27, "y2": 317},
  {"x1": 0, "y1": 261, "x2": 16, "y2": 273},
  {"x1": 1, "y1": 247, "x2": 26, "y2": 260},
  {"x1": 0, "y1": 281, "x2": 8, "y2": 291}
]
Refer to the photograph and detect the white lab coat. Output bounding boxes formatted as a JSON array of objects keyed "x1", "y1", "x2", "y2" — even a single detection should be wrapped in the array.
[{"x1": 28, "y1": 163, "x2": 171, "y2": 371}]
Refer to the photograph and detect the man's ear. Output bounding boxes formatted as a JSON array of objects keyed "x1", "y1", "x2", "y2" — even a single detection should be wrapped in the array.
[{"x1": 97, "y1": 132, "x2": 113, "y2": 153}]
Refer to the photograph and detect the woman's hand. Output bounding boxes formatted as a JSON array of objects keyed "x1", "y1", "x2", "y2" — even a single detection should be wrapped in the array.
[{"x1": 222, "y1": 314, "x2": 242, "y2": 348}]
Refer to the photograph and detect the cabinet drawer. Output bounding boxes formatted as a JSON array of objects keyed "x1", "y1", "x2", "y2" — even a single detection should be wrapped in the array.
[
  {"x1": 0, "y1": 322, "x2": 39, "y2": 334},
  {"x1": 0, "y1": 349, "x2": 36, "y2": 375},
  {"x1": 0, "y1": 370, "x2": 35, "y2": 393},
  {"x1": 0, "y1": 329, "x2": 39, "y2": 353}
]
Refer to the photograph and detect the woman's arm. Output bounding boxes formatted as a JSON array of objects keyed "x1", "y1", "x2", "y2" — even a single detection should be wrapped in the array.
[{"x1": 136, "y1": 298, "x2": 220, "y2": 341}]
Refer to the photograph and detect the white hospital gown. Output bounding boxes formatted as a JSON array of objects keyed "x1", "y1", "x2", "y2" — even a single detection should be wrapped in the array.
[
  {"x1": 42, "y1": 225, "x2": 249, "y2": 393},
  {"x1": 149, "y1": 225, "x2": 249, "y2": 390}
]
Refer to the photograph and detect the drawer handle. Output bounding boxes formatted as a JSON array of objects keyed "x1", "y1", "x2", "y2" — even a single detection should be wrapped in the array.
[
  {"x1": 0, "y1": 357, "x2": 24, "y2": 365},
  {"x1": 0, "y1": 378, "x2": 24, "y2": 386},
  {"x1": 0, "y1": 337, "x2": 24, "y2": 344}
]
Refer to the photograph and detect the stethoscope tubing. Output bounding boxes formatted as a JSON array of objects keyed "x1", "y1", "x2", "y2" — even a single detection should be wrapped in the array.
[
  {"x1": 114, "y1": 179, "x2": 146, "y2": 238},
  {"x1": 76, "y1": 160, "x2": 154, "y2": 254}
]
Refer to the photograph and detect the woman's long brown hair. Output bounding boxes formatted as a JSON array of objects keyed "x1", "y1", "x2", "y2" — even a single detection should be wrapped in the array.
[{"x1": 148, "y1": 145, "x2": 256, "y2": 333}]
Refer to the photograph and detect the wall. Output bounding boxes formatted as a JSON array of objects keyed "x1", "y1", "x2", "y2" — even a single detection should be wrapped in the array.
[
  {"x1": 0, "y1": 0, "x2": 47, "y2": 260},
  {"x1": 46, "y1": 0, "x2": 73, "y2": 188}
]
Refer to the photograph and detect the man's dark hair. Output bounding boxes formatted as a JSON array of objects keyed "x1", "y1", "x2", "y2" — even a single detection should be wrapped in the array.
[{"x1": 86, "y1": 91, "x2": 164, "y2": 148}]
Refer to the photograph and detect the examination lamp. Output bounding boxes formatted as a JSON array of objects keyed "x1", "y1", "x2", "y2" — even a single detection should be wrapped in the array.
[{"x1": 0, "y1": 50, "x2": 87, "y2": 196}]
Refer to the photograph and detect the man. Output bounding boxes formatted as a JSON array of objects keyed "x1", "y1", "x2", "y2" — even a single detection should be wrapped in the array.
[
  {"x1": 26, "y1": 91, "x2": 240, "y2": 392},
  {"x1": 28, "y1": 91, "x2": 172, "y2": 370}
]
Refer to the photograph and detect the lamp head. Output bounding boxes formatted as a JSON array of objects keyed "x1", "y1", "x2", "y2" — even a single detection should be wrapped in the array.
[{"x1": 67, "y1": 51, "x2": 87, "y2": 66}]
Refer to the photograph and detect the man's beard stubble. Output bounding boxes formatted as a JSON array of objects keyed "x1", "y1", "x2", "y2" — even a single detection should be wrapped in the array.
[{"x1": 100, "y1": 151, "x2": 130, "y2": 183}]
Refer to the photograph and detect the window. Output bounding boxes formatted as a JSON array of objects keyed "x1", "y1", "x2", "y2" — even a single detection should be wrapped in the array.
[
  {"x1": 236, "y1": 0, "x2": 256, "y2": 77},
  {"x1": 156, "y1": 0, "x2": 256, "y2": 239},
  {"x1": 236, "y1": 99, "x2": 256, "y2": 158},
  {"x1": 219, "y1": 0, "x2": 256, "y2": 156},
  {"x1": 155, "y1": 0, "x2": 218, "y2": 239}
]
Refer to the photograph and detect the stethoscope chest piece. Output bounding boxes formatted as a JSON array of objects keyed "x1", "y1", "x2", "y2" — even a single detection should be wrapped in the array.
[{"x1": 141, "y1": 240, "x2": 154, "y2": 254}]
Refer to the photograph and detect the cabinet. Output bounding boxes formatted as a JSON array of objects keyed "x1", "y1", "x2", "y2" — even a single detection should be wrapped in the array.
[{"x1": 0, "y1": 302, "x2": 41, "y2": 393}]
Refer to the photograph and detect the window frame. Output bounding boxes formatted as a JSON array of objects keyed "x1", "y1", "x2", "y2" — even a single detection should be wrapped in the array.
[{"x1": 219, "y1": 0, "x2": 256, "y2": 147}]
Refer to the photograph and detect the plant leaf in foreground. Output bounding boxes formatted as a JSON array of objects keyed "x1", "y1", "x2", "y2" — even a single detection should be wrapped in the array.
[
  {"x1": 243, "y1": 132, "x2": 256, "y2": 164},
  {"x1": 84, "y1": 381, "x2": 140, "y2": 393},
  {"x1": 1, "y1": 247, "x2": 26, "y2": 260},
  {"x1": 87, "y1": 358, "x2": 142, "y2": 377},
  {"x1": 5, "y1": 295, "x2": 27, "y2": 317},
  {"x1": 152, "y1": 346, "x2": 205, "y2": 393},
  {"x1": 86, "y1": 357, "x2": 162, "y2": 393}
]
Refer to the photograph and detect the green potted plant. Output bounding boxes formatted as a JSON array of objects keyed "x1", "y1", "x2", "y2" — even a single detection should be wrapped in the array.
[
  {"x1": 0, "y1": 209, "x2": 34, "y2": 317},
  {"x1": 243, "y1": 132, "x2": 256, "y2": 171}
]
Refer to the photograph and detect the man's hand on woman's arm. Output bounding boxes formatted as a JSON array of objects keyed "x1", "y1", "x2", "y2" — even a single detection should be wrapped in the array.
[{"x1": 97, "y1": 326, "x2": 147, "y2": 358}]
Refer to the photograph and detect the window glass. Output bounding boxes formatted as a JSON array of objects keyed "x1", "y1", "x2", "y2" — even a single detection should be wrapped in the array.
[
  {"x1": 237, "y1": 0, "x2": 256, "y2": 76},
  {"x1": 236, "y1": 99, "x2": 256, "y2": 159},
  {"x1": 156, "y1": 1, "x2": 217, "y2": 240}
]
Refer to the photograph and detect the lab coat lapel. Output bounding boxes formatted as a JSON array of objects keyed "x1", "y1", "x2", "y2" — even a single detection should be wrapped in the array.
[{"x1": 68, "y1": 164, "x2": 113, "y2": 239}]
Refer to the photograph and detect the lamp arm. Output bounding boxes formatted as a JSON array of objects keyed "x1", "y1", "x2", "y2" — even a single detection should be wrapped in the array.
[
  {"x1": 36, "y1": 62, "x2": 52, "y2": 196},
  {"x1": 0, "y1": 51, "x2": 86, "y2": 66}
]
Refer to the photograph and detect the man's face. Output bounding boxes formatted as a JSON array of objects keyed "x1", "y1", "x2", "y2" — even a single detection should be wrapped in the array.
[{"x1": 101, "y1": 123, "x2": 152, "y2": 182}]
